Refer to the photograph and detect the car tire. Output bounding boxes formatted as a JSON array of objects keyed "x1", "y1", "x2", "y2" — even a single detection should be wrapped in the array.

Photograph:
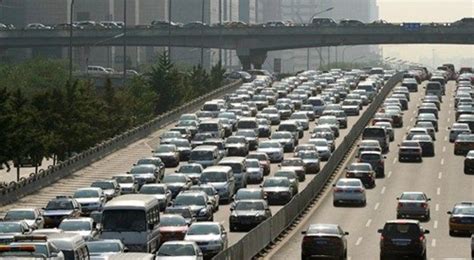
[
  {"x1": 396, "y1": 214, "x2": 402, "y2": 219},
  {"x1": 333, "y1": 201, "x2": 339, "y2": 207},
  {"x1": 361, "y1": 200, "x2": 367, "y2": 207},
  {"x1": 449, "y1": 230, "x2": 456, "y2": 236}
]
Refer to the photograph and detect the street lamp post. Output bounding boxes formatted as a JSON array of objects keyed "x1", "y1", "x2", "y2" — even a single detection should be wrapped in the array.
[
  {"x1": 69, "y1": 0, "x2": 75, "y2": 82},
  {"x1": 307, "y1": 7, "x2": 334, "y2": 70},
  {"x1": 122, "y1": 0, "x2": 127, "y2": 84},
  {"x1": 168, "y1": 0, "x2": 172, "y2": 57}
]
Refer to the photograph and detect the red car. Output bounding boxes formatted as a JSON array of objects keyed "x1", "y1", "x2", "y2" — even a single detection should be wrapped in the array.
[{"x1": 159, "y1": 214, "x2": 189, "y2": 243}]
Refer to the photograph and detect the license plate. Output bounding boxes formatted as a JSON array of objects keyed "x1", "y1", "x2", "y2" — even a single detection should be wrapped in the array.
[
  {"x1": 315, "y1": 240, "x2": 328, "y2": 245},
  {"x1": 461, "y1": 219, "x2": 472, "y2": 223}
]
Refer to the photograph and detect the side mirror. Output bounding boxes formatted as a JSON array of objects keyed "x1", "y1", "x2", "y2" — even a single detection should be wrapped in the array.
[
  {"x1": 447, "y1": 211, "x2": 452, "y2": 214},
  {"x1": 344, "y1": 231, "x2": 349, "y2": 235},
  {"x1": 427, "y1": 198, "x2": 431, "y2": 201},
  {"x1": 168, "y1": 202, "x2": 173, "y2": 207},
  {"x1": 51, "y1": 252, "x2": 59, "y2": 257},
  {"x1": 133, "y1": 163, "x2": 137, "y2": 166},
  {"x1": 301, "y1": 231, "x2": 307, "y2": 235},
  {"x1": 148, "y1": 223, "x2": 155, "y2": 230},
  {"x1": 230, "y1": 208, "x2": 234, "y2": 211},
  {"x1": 123, "y1": 247, "x2": 129, "y2": 253},
  {"x1": 383, "y1": 156, "x2": 387, "y2": 159},
  {"x1": 377, "y1": 229, "x2": 383, "y2": 233},
  {"x1": 332, "y1": 184, "x2": 336, "y2": 187},
  {"x1": 424, "y1": 229, "x2": 430, "y2": 234}
]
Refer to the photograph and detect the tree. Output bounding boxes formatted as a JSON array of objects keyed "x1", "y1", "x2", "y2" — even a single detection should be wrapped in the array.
[
  {"x1": 0, "y1": 87, "x2": 11, "y2": 171},
  {"x1": 210, "y1": 61, "x2": 226, "y2": 90}
]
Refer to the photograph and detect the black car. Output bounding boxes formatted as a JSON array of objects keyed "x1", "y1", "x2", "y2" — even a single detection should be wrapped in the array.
[
  {"x1": 42, "y1": 196, "x2": 83, "y2": 228},
  {"x1": 378, "y1": 220, "x2": 429, "y2": 259},
  {"x1": 229, "y1": 200, "x2": 271, "y2": 232},
  {"x1": 398, "y1": 140, "x2": 423, "y2": 162},
  {"x1": 464, "y1": 151, "x2": 474, "y2": 174},
  {"x1": 301, "y1": 224, "x2": 348, "y2": 260}
]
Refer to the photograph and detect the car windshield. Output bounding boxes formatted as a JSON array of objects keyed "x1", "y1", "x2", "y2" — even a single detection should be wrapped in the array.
[
  {"x1": 160, "y1": 216, "x2": 187, "y2": 227},
  {"x1": 91, "y1": 182, "x2": 115, "y2": 189},
  {"x1": 227, "y1": 137, "x2": 245, "y2": 144},
  {"x1": 165, "y1": 208, "x2": 192, "y2": 219},
  {"x1": 179, "y1": 165, "x2": 202, "y2": 173},
  {"x1": 272, "y1": 132, "x2": 292, "y2": 139},
  {"x1": 46, "y1": 200, "x2": 74, "y2": 210},
  {"x1": 412, "y1": 135, "x2": 432, "y2": 141},
  {"x1": 282, "y1": 159, "x2": 304, "y2": 166},
  {"x1": 457, "y1": 134, "x2": 474, "y2": 141},
  {"x1": 363, "y1": 128, "x2": 384, "y2": 137},
  {"x1": 0, "y1": 223, "x2": 22, "y2": 233},
  {"x1": 156, "y1": 146, "x2": 175, "y2": 153},
  {"x1": 246, "y1": 160, "x2": 260, "y2": 167},
  {"x1": 263, "y1": 178, "x2": 289, "y2": 187},
  {"x1": 5, "y1": 211, "x2": 35, "y2": 220},
  {"x1": 401, "y1": 142, "x2": 419, "y2": 147},
  {"x1": 275, "y1": 171, "x2": 295, "y2": 179},
  {"x1": 190, "y1": 187, "x2": 214, "y2": 196},
  {"x1": 74, "y1": 190, "x2": 99, "y2": 198},
  {"x1": 162, "y1": 132, "x2": 181, "y2": 138},
  {"x1": 59, "y1": 221, "x2": 91, "y2": 231},
  {"x1": 130, "y1": 166, "x2": 154, "y2": 174},
  {"x1": 235, "y1": 190, "x2": 261, "y2": 200},
  {"x1": 308, "y1": 225, "x2": 339, "y2": 235},
  {"x1": 140, "y1": 186, "x2": 165, "y2": 194},
  {"x1": 187, "y1": 224, "x2": 220, "y2": 235},
  {"x1": 169, "y1": 140, "x2": 190, "y2": 147},
  {"x1": 348, "y1": 164, "x2": 371, "y2": 171},
  {"x1": 163, "y1": 175, "x2": 186, "y2": 183},
  {"x1": 87, "y1": 242, "x2": 122, "y2": 253},
  {"x1": 175, "y1": 195, "x2": 206, "y2": 206},
  {"x1": 201, "y1": 171, "x2": 227, "y2": 182},
  {"x1": 199, "y1": 123, "x2": 218, "y2": 132},
  {"x1": 259, "y1": 142, "x2": 280, "y2": 149},
  {"x1": 236, "y1": 131, "x2": 255, "y2": 138},
  {"x1": 400, "y1": 193, "x2": 425, "y2": 200},
  {"x1": 360, "y1": 153, "x2": 381, "y2": 160},
  {"x1": 290, "y1": 113, "x2": 307, "y2": 119},
  {"x1": 299, "y1": 151, "x2": 318, "y2": 159},
  {"x1": 114, "y1": 176, "x2": 133, "y2": 183},
  {"x1": 319, "y1": 118, "x2": 336, "y2": 124},
  {"x1": 453, "y1": 206, "x2": 474, "y2": 215},
  {"x1": 157, "y1": 244, "x2": 196, "y2": 256},
  {"x1": 235, "y1": 201, "x2": 265, "y2": 211}
]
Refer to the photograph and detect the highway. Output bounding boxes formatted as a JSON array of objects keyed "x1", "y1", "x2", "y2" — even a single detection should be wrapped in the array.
[
  {"x1": 0, "y1": 76, "x2": 374, "y2": 248},
  {"x1": 268, "y1": 81, "x2": 474, "y2": 259}
]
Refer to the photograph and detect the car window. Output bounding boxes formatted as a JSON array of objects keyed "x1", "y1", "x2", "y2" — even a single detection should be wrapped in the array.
[{"x1": 383, "y1": 223, "x2": 420, "y2": 238}]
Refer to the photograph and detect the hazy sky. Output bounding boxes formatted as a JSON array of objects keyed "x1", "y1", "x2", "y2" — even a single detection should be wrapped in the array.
[{"x1": 377, "y1": 0, "x2": 473, "y2": 68}]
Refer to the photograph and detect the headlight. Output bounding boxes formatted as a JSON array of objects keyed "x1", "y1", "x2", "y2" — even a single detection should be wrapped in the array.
[{"x1": 199, "y1": 208, "x2": 208, "y2": 216}]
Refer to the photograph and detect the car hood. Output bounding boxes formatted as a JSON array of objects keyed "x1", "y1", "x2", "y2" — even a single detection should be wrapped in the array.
[
  {"x1": 64, "y1": 230, "x2": 92, "y2": 238},
  {"x1": 103, "y1": 189, "x2": 115, "y2": 196},
  {"x1": 131, "y1": 173, "x2": 156, "y2": 179},
  {"x1": 207, "y1": 182, "x2": 228, "y2": 189},
  {"x1": 302, "y1": 159, "x2": 318, "y2": 163},
  {"x1": 274, "y1": 138, "x2": 292, "y2": 143},
  {"x1": 159, "y1": 226, "x2": 188, "y2": 233},
  {"x1": 166, "y1": 183, "x2": 186, "y2": 188},
  {"x1": 257, "y1": 148, "x2": 282, "y2": 153},
  {"x1": 226, "y1": 143, "x2": 246, "y2": 148},
  {"x1": 75, "y1": 198, "x2": 101, "y2": 204},
  {"x1": 43, "y1": 210, "x2": 74, "y2": 216}
]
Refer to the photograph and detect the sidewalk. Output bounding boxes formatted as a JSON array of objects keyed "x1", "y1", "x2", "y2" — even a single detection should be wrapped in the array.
[{"x1": 0, "y1": 158, "x2": 54, "y2": 184}]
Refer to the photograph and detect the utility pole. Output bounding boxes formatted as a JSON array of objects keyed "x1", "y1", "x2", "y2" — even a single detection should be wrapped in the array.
[
  {"x1": 218, "y1": 0, "x2": 222, "y2": 63},
  {"x1": 69, "y1": 0, "x2": 75, "y2": 82},
  {"x1": 168, "y1": 0, "x2": 172, "y2": 57},
  {"x1": 122, "y1": 0, "x2": 127, "y2": 84},
  {"x1": 200, "y1": 0, "x2": 205, "y2": 68}
]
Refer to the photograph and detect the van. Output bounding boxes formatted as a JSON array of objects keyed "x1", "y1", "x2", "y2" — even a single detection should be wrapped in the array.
[
  {"x1": 200, "y1": 166, "x2": 235, "y2": 203},
  {"x1": 236, "y1": 117, "x2": 258, "y2": 134},
  {"x1": 218, "y1": 157, "x2": 248, "y2": 190},
  {"x1": 47, "y1": 233, "x2": 89, "y2": 260},
  {"x1": 362, "y1": 127, "x2": 389, "y2": 153},
  {"x1": 189, "y1": 145, "x2": 220, "y2": 168},
  {"x1": 425, "y1": 82, "x2": 443, "y2": 101},
  {"x1": 278, "y1": 120, "x2": 302, "y2": 139},
  {"x1": 201, "y1": 101, "x2": 223, "y2": 118},
  {"x1": 101, "y1": 195, "x2": 161, "y2": 253},
  {"x1": 198, "y1": 119, "x2": 225, "y2": 138}
]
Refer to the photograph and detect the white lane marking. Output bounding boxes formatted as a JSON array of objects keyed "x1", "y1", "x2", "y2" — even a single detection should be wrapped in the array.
[
  {"x1": 381, "y1": 186, "x2": 386, "y2": 194},
  {"x1": 447, "y1": 118, "x2": 451, "y2": 123},
  {"x1": 448, "y1": 110, "x2": 451, "y2": 114},
  {"x1": 444, "y1": 136, "x2": 448, "y2": 141},
  {"x1": 366, "y1": 219, "x2": 372, "y2": 227},
  {"x1": 435, "y1": 204, "x2": 439, "y2": 211},
  {"x1": 431, "y1": 239, "x2": 436, "y2": 247},
  {"x1": 410, "y1": 117, "x2": 414, "y2": 122},
  {"x1": 392, "y1": 158, "x2": 396, "y2": 164},
  {"x1": 442, "y1": 146, "x2": 446, "y2": 152},
  {"x1": 387, "y1": 171, "x2": 392, "y2": 178},
  {"x1": 449, "y1": 104, "x2": 453, "y2": 108},
  {"x1": 413, "y1": 110, "x2": 416, "y2": 114},
  {"x1": 434, "y1": 220, "x2": 438, "y2": 229},
  {"x1": 436, "y1": 187, "x2": 441, "y2": 195},
  {"x1": 355, "y1": 237, "x2": 363, "y2": 246},
  {"x1": 374, "y1": 202, "x2": 380, "y2": 210},
  {"x1": 438, "y1": 172, "x2": 442, "y2": 179},
  {"x1": 440, "y1": 158, "x2": 444, "y2": 165},
  {"x1": 405, "y1": 126, "x2": 410, "y2": 130}
]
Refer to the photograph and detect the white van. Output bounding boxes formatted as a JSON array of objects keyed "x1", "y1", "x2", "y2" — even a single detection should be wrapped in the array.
[{"x1": 87, "y1": 66, "x2": 108, "y2": 74}]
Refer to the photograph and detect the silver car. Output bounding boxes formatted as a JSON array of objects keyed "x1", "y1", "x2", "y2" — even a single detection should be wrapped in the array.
[
  {"x1": 257, "y1": 141, "x2": 284, "y2": 163},
  {"x1": 3, "y1": 208, "x2": 44, "y2": 230},
  {"x1": 156, "y1": 241, "x2": 203, "y2": 260},
  {"x1": 139, "y1": 184, "x2": 172, "y2": 211},
  {"x1": 58, "y1": 217, "x2": 98, "y2": 241},
  {"x1": 72, "y1": 187, "x2": 106, "y2": 214},
  {"x1": 333, "y1": 178, "x2": 366, "y2": 206},
  {"x1": 449, "y1": 123, "x2": 471, "y2": 142},
  {"x1": 396, "y1": 192, "x2": 431, "y2": 220},
  {"x1": 185, "y1": 222, "x2": 227, "y2": 258}
]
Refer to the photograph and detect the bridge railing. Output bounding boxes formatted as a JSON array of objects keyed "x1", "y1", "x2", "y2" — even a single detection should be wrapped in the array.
[
  {"x1": 212, "y1": 73, "x2": 403, "y2": 260},
  {"x1": 0, "y1": 80, "x2": 242, "y2": 206}
]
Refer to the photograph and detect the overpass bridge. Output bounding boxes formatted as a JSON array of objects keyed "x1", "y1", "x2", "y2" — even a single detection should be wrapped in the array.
[{"x1": 1, "y1": 23, "x2": 472, "y2": 69}]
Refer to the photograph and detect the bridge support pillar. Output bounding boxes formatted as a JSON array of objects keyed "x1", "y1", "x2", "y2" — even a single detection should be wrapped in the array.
[{"x1": 237, "y1": 49, "x2": 267, "y2": 70}]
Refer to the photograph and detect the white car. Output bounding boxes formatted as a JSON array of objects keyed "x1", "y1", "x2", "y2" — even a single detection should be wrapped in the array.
[
  {"x1": 184, "y1": 222, "x2": 227, "y2": 258},
  {"x1": 3, "y1": 208, "x2": 44, "y2": 230},
  {"x1": 308, "y1": 138, "x2": 332, "y2": 161},
  {"x1": 156, "y1": 241, "x2": 203, "y2": 260},
  {"x1": 257, "y1": 140, "x2": 284, "y2": 163},
  {"x1": 333, "y1": 178, "x2": 366, "y2": 206},
  {"x1": 448, "y1": 123, "x2": 471, "y2": 142},
  {"x1": 58, "y1": 218, "x2": 98, "y2": 241},
  {"x1": 72, "y1": 187, "x2": 106, "y2": 213}
]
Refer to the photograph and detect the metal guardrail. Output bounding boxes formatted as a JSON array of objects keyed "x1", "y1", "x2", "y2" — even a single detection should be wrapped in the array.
[
  {"x1": 212, "y1": 73, "x2": 403, "y2": 260},
  {"x1": 0, "y1": 80, "x2": 242, "y2": 206}
]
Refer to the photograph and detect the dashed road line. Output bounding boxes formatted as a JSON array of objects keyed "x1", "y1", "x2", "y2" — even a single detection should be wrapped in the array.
[
  {"x1": 434, "y1": 220, "x2": 438, "y2": 229},
  {"x1": 374, "y1": 202, "x2": 380, "y2": 210},
  {"x1": 442, "y1": 146, "x2": 446, "y2": 152},
  {"x1": 392, "y1": 158, "x2": 396, "y2": 164},
  {"x1": 435, "y1": 204, "x2": 439, "y2": 211},
  {"x1": 387, "y1": 171, "x2": 392, "y2": 178},
  {"x1": 366, "y1": 219, "x2": 372, "y2": 227},
  {"x1": 431, "y1": 239, "x2": 436, "y2": 247},
  {"x1": 355, "y1": 237, "x2": 363, "y2": 246},
  {"x1": 444, "y1": 136, "x2": 448, "y2": 141},
  {"x1": 381, "y1": 186, "x2": 386, "y2": 194},
  {"x1": 410, "y1": 117, "x2": 413, "y2": 122},
  {"x1": 436, "y1": 187, "x2": 441, "y2": 195},
  {"x1": 447, "y1": 118, "x2": 451, "y2": 122},
  {"x1": 438, "y1": 172, "x2": 442, "y2": 179},
  {"x1": 440, "y1": 158, "x2": 444, "y2": 165}
]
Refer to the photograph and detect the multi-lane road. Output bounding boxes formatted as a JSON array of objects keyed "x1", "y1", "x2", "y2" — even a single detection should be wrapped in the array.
[{"x1": 268, "y1": 81, "x2": 473, "y2": 259}]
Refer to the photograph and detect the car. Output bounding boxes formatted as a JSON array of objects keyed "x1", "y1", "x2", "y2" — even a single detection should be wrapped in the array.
[
  {"x1": 229, "y1": 200, "x2": 272, "y2": 232},
  {"x1": 162, "y1": 174, "x2": 192, "y2": 199},
  {"x1": 8, "y1": 235, "x2": 65, "y2": 259},
  {"x1": 332, "y1": 178, "x2": 366, "y2": 206},
  {"x1": 139, "y1": 184, "x2": 172, "y2": 211},
  {"x1": 261, "y1": 177, "x2": 294, "y2": 205},
  {"x1": 72, "y1": 187, "x2": 106, "y2": 214},
  {"x1": 345, "y1": 163, "x2": 375, "y2": 188},
  {"x1": 396, "y1": 192, "x2": 431, "y2": 220},
  {"x1": 398, "y1": 140, "x2": 423, "y2": 162},
  {"x1": 231, "y1": 188, "x2": 266, "y2": 210},
  {"x1": 90, "y1": 179, "x2": 121, "y2": 201},
  {"x1": 153, "y1": 144, "x2": 180, "y2": 167},
  {"x1": 184, "y1": 222, "x2": 227, "y2": 258},
  {"x1": 156, "y1": 241, "x2": 203, "y2": 260},
  {"x1": 160, "y1": 131, "x2": 182, "y2": 144},
  {"x1": 159, "y1": 214, "x2": 189, "y2": 243},
  {"x1": 170, "y1": 127, "x2": 193, "y2": 140},
  {"x1": 300, "y1": 105, "x2": 316, "y2": 121},
  {"x1": 245, "y1": 159, "x2": 264, "y2": 184},
  {"x1": 416, "y1": 113, "x2": 438, "y2": 132},
  {"x1": 297, "y1": 150, "x2": 321, "y2": 174},
  {"x1": 174, "y1": 191, "x2": 214, "y2": 221},
  {"x1": 112, "y1": 174, "x2": 138, "y2": 194},
  {"x1": 271, "y1": 131, "x2": 296, "y2": 152},
  {"x1": 448, "y1": 123, "x2": 471, "y2": 142},
  {"x1": 176, "y1": 164, "x2": 204, "y2": 185},
  {"x1": 42, "y1": 196, "x2": 82, "y2": 228},
  {"x1": 260, "y1": 107, "x2": 281, "y2": 125},
  {"x1": 406, "y1": 128, "x2": 430, "y2": 141},
  {"x1": 447, "y1": 201, "x2": 474, "y2": 236},
  {"x1": 3, "y1": 208, "x2": 44, "y2": 230},
  {"x1": 362, "y1": 126, "x2": 389, "y2": 153},
  {"x1": 311, "y1": 17, "x2": 337, "y2": 26},
  {"x1": 86, "y1": 239, "x2": 127, "y2": 258},
  {"x1": 202, "y1": 139, "x2": 227, "y2": 158},
  {"x1": 378, "y1": 220, "x2": 429, "y2": 259},
  {"x1": 464, "y1": 150, "x2": 474, "y2": 174},
  {"x1": 257, "y1": 141, "x2": 284, "y2": 163},
  {"x1": 189, "y1": 185, "x2": 220, "y2": 212},
  {"x1": 358, "y1": 151, "x2": 385, "y2": 177},
  {"x1": 166, "y1": 138, "x2": 192, "y2": 161},
  {"x1": 274, "y1": 169, "x2": 299, "y2": 195},
  {"x1": 279, "y1": 158, "x2": 306, "y2": 181},
  {"x1": 289, "y1": 112, "x2": 310, "y2": 130},
  {"x1": 225, "y1": 136, "x2": 249, "y2": 156},
  {"x1": 374, "y1": 122, "x2": 395, "y2": 142},
  {"x1": 317, "y1": 116, "x2": 340, "y2": 137},
  {"x1": 199, "y1": 166, "x2": 235, "y2": 204},
  {"x1": 164, "y1": 206, "x2": 195, "y2": 226},
  {"x1": 247, "y1": 152, "x2": 271, "y2": 176},
  {"x1": 454, "y1": 133, "x2": 474, "y2": 155},
  {"x1": 25, "y1": 23, "x2": 52, "y2": 30},
  {"x1": 414, "y1": 121, "x2": 436, "y2": 141},
  {"x1": 411, "y1": 135, "x2": 435, "y2": 157},
  {"x1": 0, "y1": 221, "x2": 32, "y2": 244},
  {"x1": 307, "y1": 138, "x2": 332, "y2": 161},
  {"x1": 58, "y1": 218, "x2": 98, "y2": 241},
  {"x1": 191, "y1": 133, "x2": 214, "y2": 148},
  {"x1": 301, "y1": 224, "x2": 348, "y2": 260},
  {"x1": 256, "y1": 118, "x2": 272, "y2": 137}
]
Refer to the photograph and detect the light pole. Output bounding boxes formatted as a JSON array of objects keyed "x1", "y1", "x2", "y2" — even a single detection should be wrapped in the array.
[
  {"x1": 307, "y1": 7, "x2": 334, "y2": 70},
  {"x1": 69, "y1": 0, "x2": 75, "y2": 82},
  {"x1": 200, "y1": 0, "x2": 205, "y2": 68},
  {"x1": 168, "y1": 0, "x2": 172, "y2": 57},
  {"x1": 122, "y1": 0, "x2": 127, "y2": 84}
]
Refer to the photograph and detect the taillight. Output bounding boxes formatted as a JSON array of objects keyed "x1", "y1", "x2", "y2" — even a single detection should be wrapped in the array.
[
  {"x1": 346, "y1": 173, "x2": 354, "y2": 177},
  {"x1": 334, "y1": 187, "x2": 343, "y2": 192},
  {"x1": 380, "y1": 235, "x2": 384, "y2": 241},
  {"x1": 450, "y1": 217, "x2": 460, "y2": 223},
  {"x1": 419, "y1": 235, "x2": 425, "y2": 242},
  {"x1": 303, "y1": 236, "x2": 312, "y2": 244},
  {"x1": 421, "y1": 203, "x2": 428, "y2": 208},
  {"x1": 397, "y1": 203, "x2": 403, "y2": 209},
  {"x1": 355, "y1": 188, "x2": 364, "y2": 193}
]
